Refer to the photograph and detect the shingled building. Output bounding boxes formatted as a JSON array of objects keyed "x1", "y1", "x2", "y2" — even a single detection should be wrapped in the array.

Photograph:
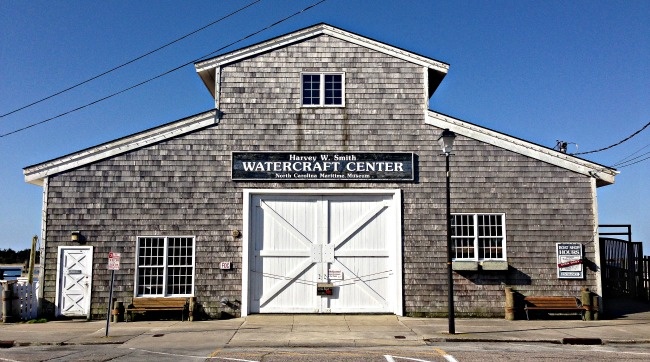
[{"x1": 24, "y1": 24, "x2": 616, "y2": 319}]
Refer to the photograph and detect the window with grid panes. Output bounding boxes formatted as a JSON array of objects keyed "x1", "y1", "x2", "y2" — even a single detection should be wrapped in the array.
[
  {"x1": 451, "y1": 214, "x2": 506, "y2": 260},
  {"x1": 136, "y1": 236, "x2": 195, "y2": 296},
  {"x1": 301, "y1": 73, "x2": 344, "y2": 106}
]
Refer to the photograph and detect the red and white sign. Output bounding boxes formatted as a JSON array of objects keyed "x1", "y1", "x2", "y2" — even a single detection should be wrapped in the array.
[
  {"x1": 108, "y1": 252, "x2": 121, "y2": 270},
  {"x1": 556, "y1": 243, "x2": 583, "y2": 279},
  {"x1": 557, "y1": 259, "x2": 583, "y2": 268},
  {"x1": 328, "y1": 269, "x2": 343, "y2": 280}
]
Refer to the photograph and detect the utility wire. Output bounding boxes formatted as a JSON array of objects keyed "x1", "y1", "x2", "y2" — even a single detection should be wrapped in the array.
[
  {"x1": 0, "y1": 0, "x2": 328, "y2": 139},
  {"x1": 614, "y1": 150, "x2": 650, "y2": 168},
  {"x1": 573, "y1": 120, "x2": 650, "y2": 155},
  {"x1": 616, "y1": 154, "x2": 650, "y2": 168},
  {"x1": 0, "y1": 0, "x2": 264, "y2": 119},
  {"x1": 194, "y1": 0, "x2": 328, "y2": 63},
  {"x1": 613, "y1": 143, "x2": 650, "y2": 166}
]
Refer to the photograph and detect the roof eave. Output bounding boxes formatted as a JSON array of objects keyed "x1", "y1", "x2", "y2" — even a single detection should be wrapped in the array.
[
  {"x1": 426, "y1": 110, "x2": 617, "y2": 187},
  {"x1": 24, "y1": 110, "x2": 219, "y2": 185},
  {"x1": 197, "y1": 69, "x2": 217, "y2": 99},
  {"x1": 195, "y1": 23, "x2": 449, "y2": 97}
]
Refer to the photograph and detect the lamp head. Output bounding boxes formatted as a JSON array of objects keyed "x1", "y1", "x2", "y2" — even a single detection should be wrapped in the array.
[
  {"x1": 71, "y1": 231, "x2": 81, "y2": 242},
  {"x1": 438, "y1": 129, "x2": 457, "y2": 155}
]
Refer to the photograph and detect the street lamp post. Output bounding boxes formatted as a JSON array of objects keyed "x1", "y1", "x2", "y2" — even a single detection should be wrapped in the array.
[{"x1": 438, "y1": 128, "x2": 456, "y2": 335}]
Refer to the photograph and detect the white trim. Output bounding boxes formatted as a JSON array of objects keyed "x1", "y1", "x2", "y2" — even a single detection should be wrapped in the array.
[
  {"x1": 591, "y1": 177, "x2": 603, "y2": 311},
  {"x1": 244, "y1": 188, "x2": 401, "y2": 196},
  {"x1": 24, "y1": 111, "x2": 218, "y2": 185},
  {"x1": 451, "y1": 213, "x2": 507, "y2": 261},
  {"x1": 392, "y1": 189, "x2": 403, "y2": 315},
  {"x1": 426, "y1": 111, "x2": 617, "y2": 185},
  {"x1": 196, "y1": 24, "x2": 448, "y2": 73},
  {"x1": 241, "y1": 191, "x2": 251, "y2": 317},
  {"x1": 423, "y1": 66, "x2": 430, "y2": 120},
  {"x1": 38, "y1": 177, "x2": 48, "y2": 302},
  {"x1": 241, "y1": 188, "x2": 403, "y2": 317},
  {"x1": 214, "y1": 66, "x2": 222, "y2": 111},
  {"x1": 300, "y1": 72, "x2": 346, "y2": 107},
  {"x1": 134, "y1": 235, "x2": 196, "y2": 297},
  {"x1": 195, "y1": 24, "x2": 448, "y2": 99}
]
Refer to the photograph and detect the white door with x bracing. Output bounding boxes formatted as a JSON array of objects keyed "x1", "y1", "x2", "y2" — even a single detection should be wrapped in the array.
[{"x1": 56, "y1": 246, "x2": 93, "y2": 318}]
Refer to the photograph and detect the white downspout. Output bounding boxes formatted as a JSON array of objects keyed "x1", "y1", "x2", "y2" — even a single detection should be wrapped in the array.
[
  {"x1": 38, "y1": 177, "x2": 48, "y2": 316},
  {"x1": 591, "y1": 177, "x2": 603, "y2": 314},
  {"x1": 215, "y1": 66, "x2": 222, "y2": 121}
]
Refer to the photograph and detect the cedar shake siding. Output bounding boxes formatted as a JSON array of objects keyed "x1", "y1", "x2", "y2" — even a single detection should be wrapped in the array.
[{"x1": 27, "y1": 24, "x2": 613, "y2": 319}]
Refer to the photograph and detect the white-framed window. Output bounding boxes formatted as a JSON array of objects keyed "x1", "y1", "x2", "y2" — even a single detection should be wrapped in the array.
[
  {"x1": 135, "y1": 236, "x2": 195, "y2": 297},
  {"x1": 301, "y1": 73, "x2": 345, "y2": 106},
  {"x1": 451, "y1": 213, "x2": 506, "y2": 261}
]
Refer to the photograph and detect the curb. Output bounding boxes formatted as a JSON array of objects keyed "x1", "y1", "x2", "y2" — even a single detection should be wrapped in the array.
[
  {"x1": 425, "y1": 338, "x2": 562, "y2": 344},
  {"x1": 426, "y1": 337, "x2": 650, "y2": 345},
  {"x1": 5, "y1": 337, "x2": 650, "y2": 348},
  {"x1": 603, "y1": 339, "x2": 650, "y2": 344}
]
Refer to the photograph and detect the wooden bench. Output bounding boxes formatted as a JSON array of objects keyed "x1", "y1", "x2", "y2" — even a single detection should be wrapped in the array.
[
  {"x1": 524, "y1": 296, "x2": 587, "y2": 320},
  {"x1": 126, "y1": 297, "x2": 188, "y2": 322}
]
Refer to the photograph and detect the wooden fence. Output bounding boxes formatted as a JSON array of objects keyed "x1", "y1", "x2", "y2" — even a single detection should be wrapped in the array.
[{"x1": 1, "y1": 277, "x2": 39, "y2": 321}]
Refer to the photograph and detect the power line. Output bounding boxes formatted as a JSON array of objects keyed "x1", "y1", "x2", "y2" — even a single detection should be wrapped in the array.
[
  {"x1": 613, "y1": 143, "x2": 650, "y2": 166},
  {"x1": 195, "y1": 0, "x2": 328, "y2": 63},
  {"x1": 0, "y1": 0, "x2": 329, "y2": 139},
  {"x1": 0, "y1": 0, "x2": 264, "y2": 119},
  {"x1": 616, "y1": 154, "x2": 650, "y2": 168},
  {"x1": 614, "y1": 149, "x2": 650, "y2": 168},
  {"x1": 573, "y1": 120, "x2": 650, "y2": 156}
]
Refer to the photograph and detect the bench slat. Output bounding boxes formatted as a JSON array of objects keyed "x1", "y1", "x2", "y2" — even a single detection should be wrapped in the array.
[
  {"x1": 523, "y1": 296, "x2": 585, "y2": 320},
  {"x1": 126, "y1": 297, "x2": 189, "y2": 322},
  {"x1": 128, "y1": 298, "x2": 188, "y2": 308}
]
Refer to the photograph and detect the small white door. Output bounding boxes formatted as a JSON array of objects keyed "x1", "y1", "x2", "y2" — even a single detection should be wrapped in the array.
[
  {"x1": 56, "y1": 246, "x2": 93, "y2": 317},
  {"x1": 245, "y1": 190, "x2": 402, "y2": 315}
]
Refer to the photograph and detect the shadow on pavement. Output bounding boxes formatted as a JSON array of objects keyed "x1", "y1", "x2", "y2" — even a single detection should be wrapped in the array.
[{"x1": 603, "y1": 297, "x2": 650, "y2": 319}]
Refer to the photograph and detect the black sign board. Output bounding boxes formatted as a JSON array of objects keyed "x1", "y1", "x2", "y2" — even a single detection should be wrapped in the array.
[
  {"x1": 232, "y1": 152, "x2": 414, "y2": 181},
  {"x1": 316, "y1": 283, "x2": 334, "y2": 296}
]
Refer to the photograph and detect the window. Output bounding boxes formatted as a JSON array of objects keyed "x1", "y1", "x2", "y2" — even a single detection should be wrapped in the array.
[
  {"x1": 301, "y1": 73, "x2": 344, "y2": 106},
  {"x1": 451, "y1": 214, "x2": 506, "y2": 260},
  {"x1": 136, "y1": 236, "x2": 195, "y2": 296}
]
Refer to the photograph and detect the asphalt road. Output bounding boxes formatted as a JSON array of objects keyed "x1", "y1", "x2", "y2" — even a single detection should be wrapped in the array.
[{"x1": 2, "y1": 343, "x2": 650, "y2": 362}]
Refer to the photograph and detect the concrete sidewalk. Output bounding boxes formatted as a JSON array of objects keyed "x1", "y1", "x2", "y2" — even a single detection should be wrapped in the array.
[{"x1": 1, "y1": 312, "x2": 649, "y2": 349}]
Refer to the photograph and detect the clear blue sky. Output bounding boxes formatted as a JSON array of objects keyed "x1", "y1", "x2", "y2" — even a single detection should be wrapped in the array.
[{"x1": 1, "y1": 0, "x2": 648, "y2": 252}]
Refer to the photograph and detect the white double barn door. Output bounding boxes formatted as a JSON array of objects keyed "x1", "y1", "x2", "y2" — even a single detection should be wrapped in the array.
[{"x1": 246, "y1": 190, "x2": 402, "y2": 315}]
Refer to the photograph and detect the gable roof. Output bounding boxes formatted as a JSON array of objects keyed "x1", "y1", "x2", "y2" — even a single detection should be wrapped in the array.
[
  {"x1": 24, "y1": 24, "x2": 616, "y2": 188},
  {"x1": 194, "y1": 23, "x2": 450, "y2": 99},
  {"x1": 24, "y1": 110, "x2": 218, "y2": 185},
  {"x1": 426, "y1": 110, "x2": 617, "y2": 187},
  {"x1": 24, "y1": 107, "x2": 617, "y2": 187}
]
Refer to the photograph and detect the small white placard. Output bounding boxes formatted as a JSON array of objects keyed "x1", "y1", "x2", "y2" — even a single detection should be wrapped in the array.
[
  {"x1": 219, "y1": 261, "x2": 231, "y2": 270},
  {"x1": 108, "y1": 252, "x2": 121, "y2": 271},
  {"x1": 556, "y1": 243, "x2": 583, "y2": 279},
  {"x1": 328, "y1": 269, "x2": 343, "y2": 280}
]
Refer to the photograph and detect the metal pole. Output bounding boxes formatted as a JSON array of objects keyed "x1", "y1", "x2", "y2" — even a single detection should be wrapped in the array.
[
  {"x1": 105, "y1": 270, "x2": 114, "y2": 337},
  {"x1": 446, "y1": 153, "x2": 455, "y2": 334}
]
